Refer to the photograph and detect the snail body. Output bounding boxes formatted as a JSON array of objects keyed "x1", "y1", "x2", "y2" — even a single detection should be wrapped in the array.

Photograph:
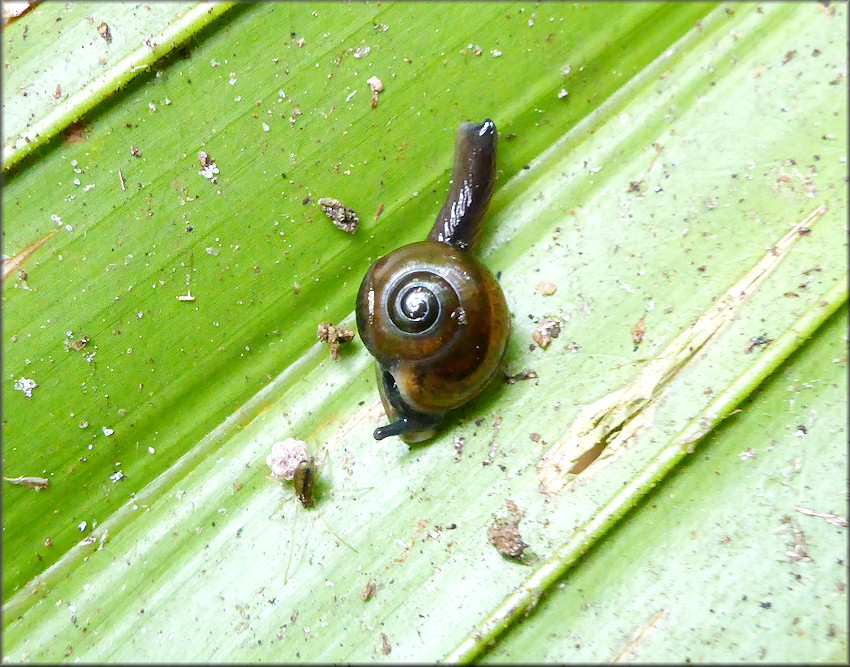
[{"x1": 356, "y1": 119, "x2": 509, "y2": 443}]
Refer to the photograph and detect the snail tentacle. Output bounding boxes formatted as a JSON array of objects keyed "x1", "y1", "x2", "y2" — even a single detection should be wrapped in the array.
[{"x1": 374, "y1": 415, "x2": 437, "y2": 441}]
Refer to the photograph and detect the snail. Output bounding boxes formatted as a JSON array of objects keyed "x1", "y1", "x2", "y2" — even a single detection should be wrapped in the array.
[{"x1": 356, "y1": 119, "x2": 510, "y2": 443}]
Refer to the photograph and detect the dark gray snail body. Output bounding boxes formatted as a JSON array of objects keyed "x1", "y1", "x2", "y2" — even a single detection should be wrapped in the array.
[{"x1": 356, "y1": 119, "x2": 509, "y2": 443}]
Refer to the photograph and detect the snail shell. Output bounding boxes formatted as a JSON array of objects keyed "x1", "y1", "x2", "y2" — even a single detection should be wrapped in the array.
[{"x1": 356, "y1": 119, "x2": 509, "y2": 443}]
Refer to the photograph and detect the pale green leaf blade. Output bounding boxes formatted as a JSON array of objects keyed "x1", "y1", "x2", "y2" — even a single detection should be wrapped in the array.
[{"x1": 2, "y1": 1, "x2": 846, "y2": 663}]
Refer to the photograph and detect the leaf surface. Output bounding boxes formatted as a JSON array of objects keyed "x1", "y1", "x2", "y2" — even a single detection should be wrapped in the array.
[{"x1": 2, "y1": 2, "x2": 846, "y2": 662}]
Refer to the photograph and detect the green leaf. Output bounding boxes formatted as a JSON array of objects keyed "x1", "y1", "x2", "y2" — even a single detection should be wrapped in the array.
[{"x1": 2, "y1": 1, "x2": 846, "y2": 662}]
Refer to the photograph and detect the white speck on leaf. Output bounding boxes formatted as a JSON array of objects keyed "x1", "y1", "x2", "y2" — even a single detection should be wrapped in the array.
[
  {"x1": 199, "y1": 162, "x2": 219, "y2": 182},
  {"x1": 14, "y1": 377, "x2": 37, "y2": 397},
  {"x1": 102, "y1": 427, "x2": 114, "y2": 436},
  {"x1": 367, "y1": 75, "x2": 384, "y2": 108}
]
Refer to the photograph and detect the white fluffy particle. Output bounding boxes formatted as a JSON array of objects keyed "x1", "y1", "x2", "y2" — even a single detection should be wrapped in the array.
[
  {"x1": 14, "y1": 377, "x2": 37, "y2": 397},
  {"x1": 200, "y1": 163, "x2": 219, "y2": 180},
  {"x1": 266, "y1": 438, "x2": 309, "y2": 480}
]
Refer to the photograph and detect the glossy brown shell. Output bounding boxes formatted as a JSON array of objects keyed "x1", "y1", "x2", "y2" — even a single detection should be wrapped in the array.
[{"x1": 356, "y1": 240, "x2": 509, "y2": 416}]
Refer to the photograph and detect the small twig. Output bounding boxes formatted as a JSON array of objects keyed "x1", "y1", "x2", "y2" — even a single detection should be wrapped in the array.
[
  {"x1": 793, "y1": 506, "x2": 848, "y2": 528},
  {"x1": 4, "y1": 476, "x2": 48, "y2": 491}
]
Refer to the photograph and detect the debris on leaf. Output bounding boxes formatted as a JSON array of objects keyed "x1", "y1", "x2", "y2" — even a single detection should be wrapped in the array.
[
  {"x1": 316, "y1": 322, "x2": 355, "y2": 360},
  {"x1": 64, "y1": 121, "x2": 88, "y2": 144},
  {"x1": 360, "y1": 579, "x2": 378, "y2": 601},
  {"x1": 793, "y1": 506, "x2": 848, "y2": 528},
  {"x1": 266, "y1": 438, "x2": 309, "y2": 480},
  {"x1": 532, "y1": 318, "x2": 561, "y2": 349},
  {"x1": 14, "y1": 377, "x2": 37, "y2": 397},
  {"x1": 318, "y1": 197, "x2": 359, "y2": 233},
  {"x1": 631, "y1": 313, "x2": 646, "y2": 350},
  {"x1": 452, "y1": 436, "x2": 466, "y2": 463},
  {"x1": 293, "y1": 457, "x2": 317, "y2": 508},
  {"x1": 97, "y1": 22, "x2": 112, "y2": 43},
  {"x1": 504, "y1": 369, "x2": 538, "y2": 384},
  {"x1": 536, "y1": 280, "x2": 557, "y2": 296},
  {"x1": 785, "y1": 519, "x2": 812, "y2": 564},
  {"x1": 380, "y1": 632, "x2": 392, "y2": 655},
  {"x1": 198, "y1": 151, "x2": 219, "y2": 183},
  {"x1": 367, "y1": 75, "x2": 384, "y2": 108},
  {"x1": 744, "y1": 333, "x2": 773, "y2": 354},
  {"x1": 488, "y1": 499, "x2": 529, "y2": 559},
  {"x1": 64, "y1": 333, "x2": 90, "y2": 351},
  {"x1": 4, "y1": 475, "x2": 48, "y2": 491}
]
